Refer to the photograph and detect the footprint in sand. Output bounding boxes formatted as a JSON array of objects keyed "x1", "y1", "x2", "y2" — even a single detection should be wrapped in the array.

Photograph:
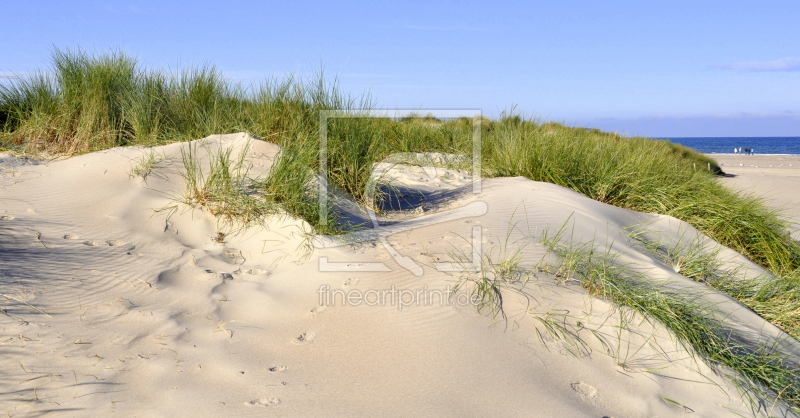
[
  {"x1": 269, "y1": 365, "x2": 288, "y2": 372},
  {"x1": 306, "y1": 305, "x2": 327, "y2": 318},
  {"x1": 106, "y1": 239, "x2": 125, "y2": 246},
  {"x1": 571, "y1": 381, "x2": 598, "y2": 403},
  {"x1": 292, "y1": 332, "x2": 316, "y2": 345},
  {"x1": 0, "y1": 215, "x2": 15, "y2": 220},
  {"x1": 63, "y1": 234, "x2": 80, "y2": 240},
  {"x1": 244, "y1": 397, "x2": 280, "y2": 407},
  {"x1": 83, "y1": 240, "x2": 100, "y2": 246}
]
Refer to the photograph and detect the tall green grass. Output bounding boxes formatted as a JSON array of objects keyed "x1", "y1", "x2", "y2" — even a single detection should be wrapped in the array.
[
  {"x1": 0, "y1": 48, "x2": 354, "y2": 154},
  {"x1": 537, "y1": 231, "x2": 800, "y2": 412},
  {"x1": 481, "y1": 120, "x2": 800, "y2": 274},
  {"x1": 629, "y1": 229, "x2": 800, "y2": 343},
  {"x1": 2, "y1": 49, "x2": 797, "y2": 273}
]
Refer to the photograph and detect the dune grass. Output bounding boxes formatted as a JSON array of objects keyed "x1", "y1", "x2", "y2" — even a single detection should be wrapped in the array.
[
  {"x1": 0, "y1": 47, "x2": 356, "y2": 154},
  {"x1": 2, "y1": 48, "x2": 797, "y2": 280},
  {"x1": 177, "y1": 140, "x2": 273, "y2": 229},
  {"x1": 445, "y1": 219, "x2": 800, "y2": 411},
  {"x1": 537, "y1": 230, "x2": 800, "y2": 413},
  {"x1": 629, "y1": 229, "x2": 800, "y2": 343},
  {"x1": 3, "y1": 48, "x2": 800, "y2": 409},
  {"x1": 128, "y1": 147, "x2": 163, "y2": 181}
]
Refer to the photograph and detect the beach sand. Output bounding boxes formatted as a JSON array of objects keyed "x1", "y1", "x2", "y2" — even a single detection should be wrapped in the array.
[
  {"x1": 713, "y1": 154, "x2": 800, "y2": 240},
  {"x1": 0, "y1": 134, "x2": 798, "y2": 417}
]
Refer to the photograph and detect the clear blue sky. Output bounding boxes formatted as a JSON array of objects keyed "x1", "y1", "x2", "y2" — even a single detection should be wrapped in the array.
[{"x1": 2, "y1": 0, "x2": 799, "y2": 137}]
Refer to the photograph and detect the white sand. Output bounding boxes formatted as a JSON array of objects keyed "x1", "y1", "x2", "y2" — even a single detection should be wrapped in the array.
[
  {"x1": 0, "y1": 134, "x2": 797, "y2": 417},
  {"x1": 713, "y1": 154, "x2": 800, "y2": 241}
]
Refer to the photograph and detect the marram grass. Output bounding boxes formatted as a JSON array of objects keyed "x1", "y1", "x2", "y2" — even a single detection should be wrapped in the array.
[{"x1": 2, "y1": 50, "x2": 798, "y2": 274}]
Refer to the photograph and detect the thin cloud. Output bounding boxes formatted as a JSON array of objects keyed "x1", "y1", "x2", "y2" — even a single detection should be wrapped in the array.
[
  {"x1": 633, "y1": 112, "x2": 798, "y2": 120},
  {"x1": 576, "y1": 113, "x2": 800, "y2": 137},
  {"x1": 597, "y1": 112, "x2": 800, "y2": 124},
  {"x1": 711, "y1": 57, "x2": 800, "y2": 72}
]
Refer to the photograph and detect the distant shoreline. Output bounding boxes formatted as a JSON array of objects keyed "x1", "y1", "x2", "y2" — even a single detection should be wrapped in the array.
[
  {"x1": 706, "y1": 152, "x2": 800, "y2": 156},
  {"x1": 658, "y1": 137, "x2": 800, "y2": 139},
  {"x1": 663, "y1": 137, "x2": 800, "y2": 156}
]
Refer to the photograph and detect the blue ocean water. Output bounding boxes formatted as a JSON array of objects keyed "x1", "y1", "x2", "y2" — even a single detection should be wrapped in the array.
[{"x1": 658, "y1": 137, "x2": 800, "y2": 155}]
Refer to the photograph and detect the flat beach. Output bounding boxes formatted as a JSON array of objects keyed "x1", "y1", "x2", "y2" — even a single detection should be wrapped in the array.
[
  {"x1": 1, "y1": 136, "x2": 799, "y2": 417},
  {"x1": 713, "y1": 154, "x2": 800, "y2": 240}
]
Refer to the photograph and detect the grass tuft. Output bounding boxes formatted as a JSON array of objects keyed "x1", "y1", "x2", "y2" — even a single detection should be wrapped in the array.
[
  {"x1": 177, "y1": 140, "x2": 272, "y2": 231},
  {"x1": 128, "y1": 148, "x2": 163, "y2": 181}
]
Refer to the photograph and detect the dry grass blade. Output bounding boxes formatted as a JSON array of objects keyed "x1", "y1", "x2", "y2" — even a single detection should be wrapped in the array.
[{"x1": 1, "y1": 293, "x2": 52, "y2": 318}]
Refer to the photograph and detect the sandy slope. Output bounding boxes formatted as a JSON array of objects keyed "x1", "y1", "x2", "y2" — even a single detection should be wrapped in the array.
[{"x1": 0, "y1": 134, "x2": 797, "y2": 417}]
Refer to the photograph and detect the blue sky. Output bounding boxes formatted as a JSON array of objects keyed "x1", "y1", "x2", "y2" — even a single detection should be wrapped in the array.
[{"x1": 1, "y1": 0, "x2": 799, "y2": 137}]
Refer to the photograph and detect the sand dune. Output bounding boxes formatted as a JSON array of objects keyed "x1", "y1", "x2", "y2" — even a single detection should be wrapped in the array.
[{"x1": 1, "y1": 134, "x2": 797, "y2": 417}]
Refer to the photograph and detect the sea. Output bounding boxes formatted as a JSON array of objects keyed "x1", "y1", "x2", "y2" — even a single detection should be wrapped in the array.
[{"x1": 657, "y1": 137, "x2": 800, "y2": 155}]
